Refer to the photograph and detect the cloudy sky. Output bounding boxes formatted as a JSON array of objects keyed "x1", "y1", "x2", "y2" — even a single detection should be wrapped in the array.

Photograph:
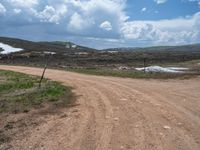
[{"x1": 0, "y1": 0, "x2": 200, "y2": 49}]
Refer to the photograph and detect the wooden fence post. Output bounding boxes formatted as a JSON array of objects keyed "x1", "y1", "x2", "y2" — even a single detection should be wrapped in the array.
[{"x1": 38, "y1": 54, "x2": 49, "y2": 88}]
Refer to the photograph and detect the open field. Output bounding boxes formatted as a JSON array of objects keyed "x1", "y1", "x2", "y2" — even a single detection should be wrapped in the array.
[{"x1": 0, "y1": 65, "x2": 199, "y2": 150}]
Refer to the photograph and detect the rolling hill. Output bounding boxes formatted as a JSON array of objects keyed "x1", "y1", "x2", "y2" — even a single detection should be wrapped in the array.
[
  {"x1": 0, "y1": 36, "x2": 200, "y2": 68},
  {"x1": 0, "y1": 37, "x2": 96, "y2": 54}
]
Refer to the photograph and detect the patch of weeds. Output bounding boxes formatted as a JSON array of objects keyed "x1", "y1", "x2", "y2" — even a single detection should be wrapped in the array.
[
  {"x1": 39, "y1": 82, "x2": 66, "y2": 101},
  {"x1": 69, "y1": 68, "x2": 191, "y2": 79},
  {"x1": 0, "y1": 70, "x2": 75, "y2": 113}
]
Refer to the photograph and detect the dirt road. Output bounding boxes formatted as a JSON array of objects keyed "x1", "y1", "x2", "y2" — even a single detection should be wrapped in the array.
[{"x1": 0, "y1": 65, "x2": 200, "y2": 150}]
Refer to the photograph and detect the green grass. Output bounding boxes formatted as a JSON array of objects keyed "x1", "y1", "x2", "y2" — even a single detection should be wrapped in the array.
[
  {"x1": 68, "y1": 67, "x2": 196, "y2": 79},
  {"x1": 0, "y1": 70, "x2": 75, "y2": 113}
]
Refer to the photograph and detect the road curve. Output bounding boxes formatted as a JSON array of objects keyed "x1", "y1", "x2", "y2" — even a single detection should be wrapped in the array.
[{"x1": 0, "y1": 65, "x2": 200, "y2": 150}]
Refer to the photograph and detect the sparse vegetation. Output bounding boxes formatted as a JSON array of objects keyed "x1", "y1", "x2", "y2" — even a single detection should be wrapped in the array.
[
  {"x1": 0, "y1": 70, "x2": 75, "y2": 113},
  {"x1": 68, "y1": 68, "x2": 197, "y2": 79},
  {"x1": 0, "y1": 37, "x2": 200, "y2": 80},
  {"x1": 1, "y1": 37, "x2": 200, "y2": 70}
]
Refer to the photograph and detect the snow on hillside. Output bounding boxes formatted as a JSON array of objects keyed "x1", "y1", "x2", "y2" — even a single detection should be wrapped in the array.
[
  {"x1": 135, "y1": 66, "x2": 188, "y2": 73},
  {"x1": 0, "y1": 43, "x2": 23, "y2": 54}
]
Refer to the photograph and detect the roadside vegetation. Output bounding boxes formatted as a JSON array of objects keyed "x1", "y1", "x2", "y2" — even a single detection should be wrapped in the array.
[
  {"x1": 68, "y1": 67, "x2": 198, "y2": 79},
  {"x1": 0, "y1": 69, "x2": 75, "y2": 146},
  {"x1": 0, "y1": 70, "x2": 75, "y2": 113}
]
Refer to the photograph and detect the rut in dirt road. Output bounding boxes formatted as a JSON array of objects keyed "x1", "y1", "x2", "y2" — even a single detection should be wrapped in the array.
[{"x1": 0, "y1": 65, "x2": 200, "y2": 150}]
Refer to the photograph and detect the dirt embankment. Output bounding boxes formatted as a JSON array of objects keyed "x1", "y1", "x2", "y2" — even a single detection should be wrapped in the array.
[{"x1": 0, "y1": 65, "x2": 200, "y2": 150}]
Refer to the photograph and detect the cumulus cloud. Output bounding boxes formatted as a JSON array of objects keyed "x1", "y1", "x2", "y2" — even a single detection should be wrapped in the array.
[
  {"x1": 0, "y1": 0, "x2": 200, "y2": 48},
  {"x1": 121, "y1": 12, "x2": 200, "y2": 45},
  {"x1": 31, "y1": 5, "x2": 67, "y2": 24},
  {"x1": 154, "y1": 0, "x2": 168, "y2": 4},
  {"x1": 68, "y1": 12, "x2": 91, "y2": 30},
  {"x1": 0, "y1": 0, "x2": 127, "y2": 39},
  {"x1": 67, "y1": 0, "x2": 127, "y2": 30},
  {"x1": 7, "y1": 0, "x2": 38, "y2": 8},
  {"x1": 0, "y1": 3, "x2": 6, "y2": 14},
  {"x1": 121, "y1": 22, "x2": 159, "y2": 40},
  {"x1": 100, "y1": 21, "x2": 113, "y2": 31},
  {"x1": 13, "y1": 8, "x2": 21, "y2": 14}
]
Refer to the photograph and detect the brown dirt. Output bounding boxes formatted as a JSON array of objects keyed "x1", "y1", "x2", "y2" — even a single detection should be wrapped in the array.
[{"x1": 0, "y1": 65, "x2": 200, "y2": 150}]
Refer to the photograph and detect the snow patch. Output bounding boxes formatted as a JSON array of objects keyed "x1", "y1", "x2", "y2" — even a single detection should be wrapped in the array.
[
  {"x1": 166, "y1": 67, "x2": 189, "y2": 71},
  {"x1": 135, "y1": 66, "x2": 188, "y2": 73},
  {"x1": 44, "y1": 51, "x2": 56, "y2": 55},
  {"x1": 118, "y1": 66, "x2": 130, "y2": 70},
  {"x1": 0, "y1": 43, "x2": 23, "y2": 54},
  {"x1": 72, "y1": 44, "x2": 77, "y2": 49}
]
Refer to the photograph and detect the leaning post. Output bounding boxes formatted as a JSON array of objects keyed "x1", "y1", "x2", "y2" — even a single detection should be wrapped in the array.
[{"x1": 38, "y1": 53, "x2": 51, "y2": 88}]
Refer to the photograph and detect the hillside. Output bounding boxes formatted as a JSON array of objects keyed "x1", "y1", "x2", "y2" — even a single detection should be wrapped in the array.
[
  {"x1": 0, "y1": 37, "x2": 96, "y2": 54},
  {"x1": 0, "y1": 37, "x2": 200, "y2": 69},
  {"x1": 104, "y1": 44, "x2": 200, "y2": 52}
]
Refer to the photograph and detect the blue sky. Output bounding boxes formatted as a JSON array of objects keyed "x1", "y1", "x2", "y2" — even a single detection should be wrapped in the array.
[
  {"x1": 126, "y1": 0, "x2": 199, "y2": 20},
  {"x1": 0, "y1": 0, "x2": 200, "y2": 49}
]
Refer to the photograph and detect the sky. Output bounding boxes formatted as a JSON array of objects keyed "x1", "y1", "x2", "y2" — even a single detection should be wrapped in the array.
[{"x1": 0, "y1": 0, "x2": 200, "y2": 49}]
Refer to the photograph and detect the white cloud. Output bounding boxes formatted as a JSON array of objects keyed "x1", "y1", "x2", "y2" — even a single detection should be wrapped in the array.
[
  {"x1": 0, "y1": 0, "x2": 200, "y2": 48},
  {"x1": 7, "y1": 0, "x2": 38, "y2": 8},
  {"x1": 68, "y1": 12, "x2": 91, "y2": 30},
  {"x1": 141, "y1": 7, "x2": 147, "y2": 12},
  {"x1": 100, "y1": 21, "x2": 112, "y2": 31},
  {"x1": 31, "y1": 5, "x2": 67, "y2": 24},
  {"x1": 19, "y1": 0, "x2": 127, "y2": 34},
  {"x1": 13, "y1": 8, "x2": 21, "y2": 14},
  {"x1": 121, "y1": 12, "x2": 200, "y2": 45},
  {"x1": 64, "y1": 0, "x2": 127, "y2": 37},
  {"x1": 0, "y1": 3, "x2": 6, "y2": 14},
  {"x1": 154, "y1": 0, "x2": 168, "y2": 4},
  {"x1": 121, "y1": 22, "x2": 161, "y2": 41}
]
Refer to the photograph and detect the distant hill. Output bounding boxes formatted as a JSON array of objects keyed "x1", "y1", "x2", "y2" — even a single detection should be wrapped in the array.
[
  {"x1": 0, "y1": 36, "x2": 200, "y2": 68},
  {"x1": 1, "y1": 36, "x2": 200, "y2": 54},
  {"x1": 0, "y1": 37, "x2": 96, "y2": 54},
  {"x1": 104, "y1": 44, "x2": 200, "y2": 52}
]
